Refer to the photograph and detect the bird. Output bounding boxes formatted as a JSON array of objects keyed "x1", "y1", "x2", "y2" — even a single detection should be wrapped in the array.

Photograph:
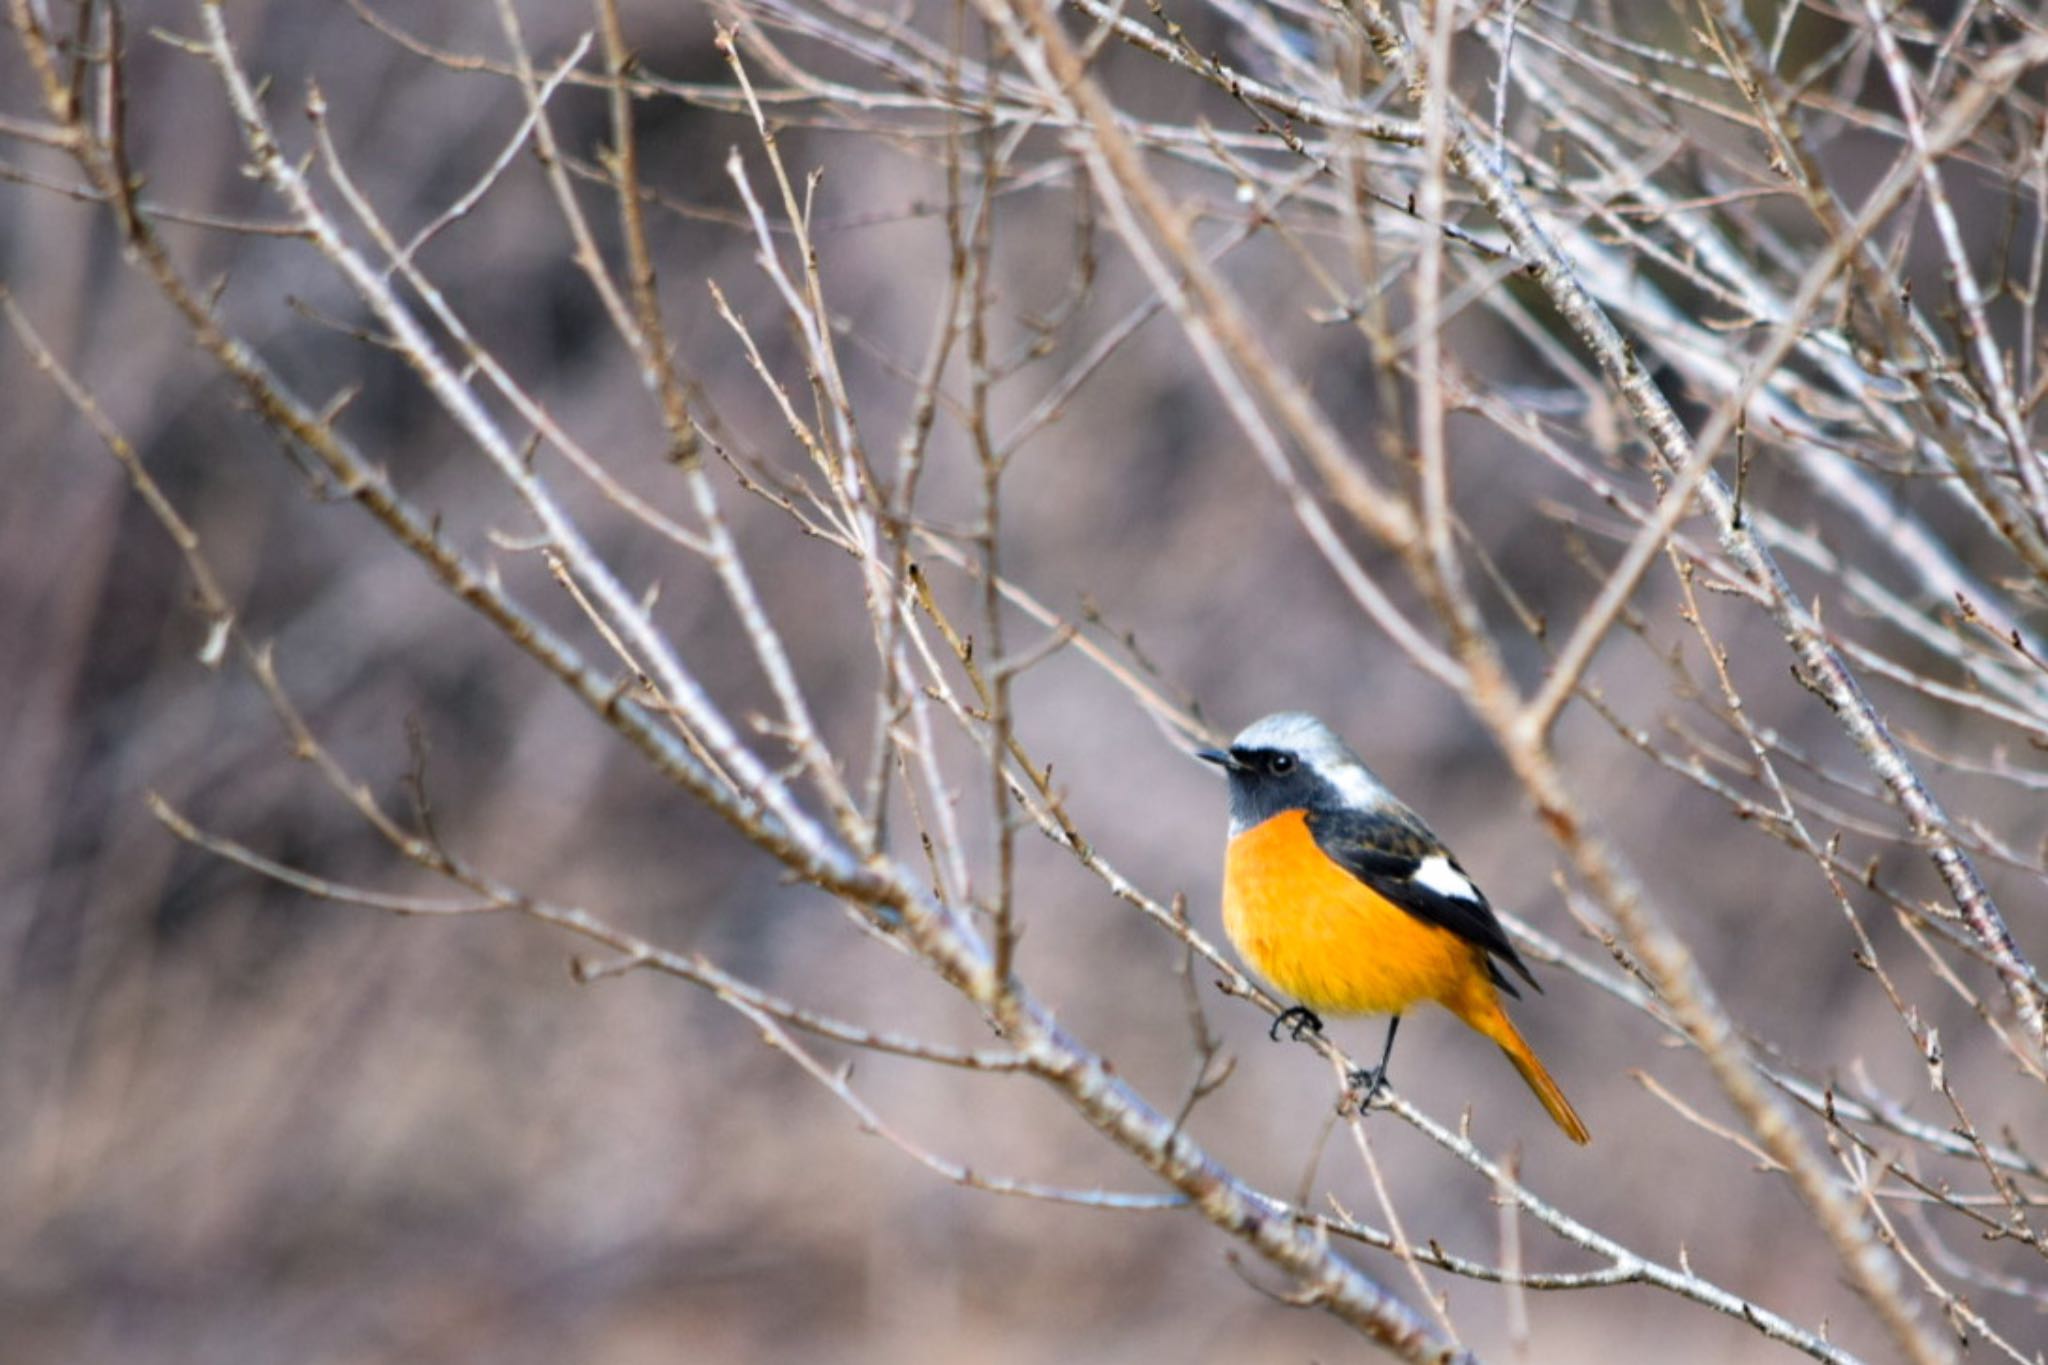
[{"x1": 1197, "y1": 711, "x2": 1589, "y2": 1144}]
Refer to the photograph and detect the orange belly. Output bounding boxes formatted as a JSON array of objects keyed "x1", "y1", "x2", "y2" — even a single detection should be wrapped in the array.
[{"x1": 1223, "y1": 808, "x2": 1488, "y2": 1017}]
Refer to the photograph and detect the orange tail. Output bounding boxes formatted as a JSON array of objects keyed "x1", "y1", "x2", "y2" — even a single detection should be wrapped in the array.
[{"x1": 1459, "y1": 996, "x2": 1591, "y2": 1145}]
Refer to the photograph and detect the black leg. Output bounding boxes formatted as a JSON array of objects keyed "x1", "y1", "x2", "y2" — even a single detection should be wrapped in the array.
[
  {"x1": 1346, "y1": 1015, "x2": 1402, "y2": 1103},
  {"x1": 1270, "y1": 1004, "x2": 1325, "y2": 1043}
]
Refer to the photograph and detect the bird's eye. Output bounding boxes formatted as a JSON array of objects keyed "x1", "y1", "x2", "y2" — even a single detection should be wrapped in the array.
[{"x1": 1268, "y1": 753, "x2": 1296, "y2": 775}]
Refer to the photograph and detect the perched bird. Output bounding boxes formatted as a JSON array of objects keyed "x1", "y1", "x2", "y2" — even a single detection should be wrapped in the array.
[{"x1": 1199, "y1": 711, "x2": 1589, "y2": 1144}]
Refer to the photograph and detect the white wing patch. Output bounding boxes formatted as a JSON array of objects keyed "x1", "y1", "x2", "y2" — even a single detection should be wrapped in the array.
[{"x1": 1412, "y1": 854, "x2": 1480, "y2": 903}]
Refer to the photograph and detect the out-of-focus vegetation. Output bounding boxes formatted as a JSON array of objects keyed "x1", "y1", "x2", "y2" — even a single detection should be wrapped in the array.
[{"x1": 4, "y1": 2, "x2": 2046, "y2": 1361}]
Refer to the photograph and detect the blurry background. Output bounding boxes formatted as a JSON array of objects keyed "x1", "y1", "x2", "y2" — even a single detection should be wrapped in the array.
[{"x1": 3, "y1": 2, "x2": 2043, "y2": 1362}]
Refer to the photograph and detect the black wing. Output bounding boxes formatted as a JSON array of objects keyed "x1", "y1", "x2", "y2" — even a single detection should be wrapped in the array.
[{"x1": 1306, "y1": 807, "x2": 1540, "y2": 997}]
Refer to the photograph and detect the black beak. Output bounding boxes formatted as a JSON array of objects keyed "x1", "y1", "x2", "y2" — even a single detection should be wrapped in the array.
[{"x1": 1195, "y1": 747, "x2": 1240, "y2": 772}]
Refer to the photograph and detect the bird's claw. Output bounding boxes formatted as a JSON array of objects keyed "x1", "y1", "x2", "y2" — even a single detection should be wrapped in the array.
[
  {"x1": 1346, "y1": 1065, "x2": 1391, "y2": 1105},
  {"x1": 1270, "y1": 1005, "x2": 1325, "y2": 1043}
]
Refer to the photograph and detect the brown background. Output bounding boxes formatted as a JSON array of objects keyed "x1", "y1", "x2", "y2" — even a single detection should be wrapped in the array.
[{"x1": 2, "y1": 4, "x2": 2038, "y2": 1362}]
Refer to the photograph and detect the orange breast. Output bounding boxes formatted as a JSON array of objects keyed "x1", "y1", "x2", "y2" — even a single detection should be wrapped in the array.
[{"x1": 1222, "y1": 809, "x2": 1489, "y2": 1017}]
